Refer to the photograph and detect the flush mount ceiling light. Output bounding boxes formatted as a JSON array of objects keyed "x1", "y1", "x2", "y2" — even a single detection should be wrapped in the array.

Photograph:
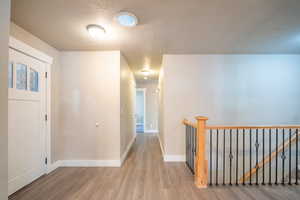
[
  {"x1": 115, "y1": 12, "x2": 138, "y2": 27},
  {"x1": 141, "y1": 68, "x2": 152, "y2": 76},
  {"x1": 87, "y1": 24, "x2": 106, "y2": 39}
]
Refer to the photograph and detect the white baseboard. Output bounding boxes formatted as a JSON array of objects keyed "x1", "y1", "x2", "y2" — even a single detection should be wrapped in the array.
[
  {"x1": 121, "y1": 136, "x2": 136, "y2": 165},
  {"x1": 164, "y1": 155, "x2": 186, "y2": 162},
  {"x1": 59, "y1": 160, "x2": 121, "y2": 167},
  {"x1": 144, "y1": 129, "x2": 159, "y2": 133},
  {"x1": 47, "y1": 161, "x2": 61, "y2": 174},
  {"x1": 157, "y1": 134, "x2": 165, "y2": 156}
]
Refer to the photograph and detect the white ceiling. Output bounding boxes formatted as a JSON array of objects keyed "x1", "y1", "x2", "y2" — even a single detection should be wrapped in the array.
[{"x1": 11, "y1": 0, "x2": 300, "y2": 80}]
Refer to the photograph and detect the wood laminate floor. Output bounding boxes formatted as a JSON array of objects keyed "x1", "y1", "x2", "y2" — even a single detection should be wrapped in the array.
[{"x1": 9, "y1": 134, "x2": 300, "y2": 200}]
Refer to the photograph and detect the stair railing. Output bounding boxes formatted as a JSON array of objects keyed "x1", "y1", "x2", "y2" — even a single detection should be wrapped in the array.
[{"x1": 183, "y1": 116, "x2": 300, "y2": 188}]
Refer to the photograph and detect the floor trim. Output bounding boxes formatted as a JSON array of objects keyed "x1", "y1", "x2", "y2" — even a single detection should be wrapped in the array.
[
  {"x1": 144, "y1": 129, "x2": 159, "y2": 133},
  {"x1": 157, "y1": 133, "x2": 165, "y2": 157},
  {"x1": 60, "y1": 160, "x2": 122, "y2": 167},
  {"x1": 164, "y1": 155, "x2": 186, "y2": 162},
  {"x1": 121, "y1": 135, "x2": 136, "y2": 165}
]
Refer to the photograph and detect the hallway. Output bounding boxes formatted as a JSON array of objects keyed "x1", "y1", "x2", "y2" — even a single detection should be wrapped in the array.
[{"x1": 9, "y1": 134, "x2": 300, "y2": 200}]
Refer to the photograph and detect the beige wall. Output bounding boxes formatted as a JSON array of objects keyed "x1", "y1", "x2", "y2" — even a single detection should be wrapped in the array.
[
  {"x1": 0, "y1": 1, "x2": 10, "y2": 198},
  {"x1": 10, "y1": 22, "x2": 61, "y2": 163},
  {"x1": 120, "y1": 55, "x2": 136, "y2": 157},
  {"x1": 158, "y1": 67, "x2": 165, "y2": 153},
  {"x1": 60, "y1": 51, "x2": 121, "y2": 160},
  {"x1": 137, "y1": 81, "x2": 159, "y2": 131},
  {"x1": 161, "y1": 55, "x2": 300, "y2": 156}
]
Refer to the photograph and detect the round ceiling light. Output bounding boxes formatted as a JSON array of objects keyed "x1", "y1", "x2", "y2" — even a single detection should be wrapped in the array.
[
  {"x1": 86, "y1": 24, "x2": 106, "y2": 39},
  {"x1": 115, "y1": 12, "x2": 138, "y2": 27},
  {"x1": 141, "y1": 69, "x2": 152, "y2": 76}
]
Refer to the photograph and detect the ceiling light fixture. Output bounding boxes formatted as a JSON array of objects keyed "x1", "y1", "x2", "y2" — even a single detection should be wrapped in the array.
[
  {"x1": 87, "y1": 24, "x2": 106, "y2": 39},
  {"x1": 144, "y1": 77, "x2": 148, "y2": 80},
  {"x1": 141, "y1": 68, "x2": 152, "y2": 76},
  {"x1": 115, "y1": 12, "x2": 138, "y2": 27}
]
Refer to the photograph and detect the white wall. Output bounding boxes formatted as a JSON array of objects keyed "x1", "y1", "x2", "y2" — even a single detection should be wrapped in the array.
[
  {"x1": 10, "y1": 22, "x2": 61, "y2": 163},
  {"x1": 158, "y1": 68, "x2": 165, "y2": 153},
  {"x1": 120, "y1": 54, "x2": 136, "y2": 160},
  {"x1": 60, "y1": 51, "x2": 121, "y2": 160},
  {"x1": 137, "y1": 81, "x2": 159, "y2": 132},
  {"x1": 161, "y1": 55, "x2": 300, "y2": 157},
  {"x1": 0, "y1": 1, "x2": 10, "y2": 198}
]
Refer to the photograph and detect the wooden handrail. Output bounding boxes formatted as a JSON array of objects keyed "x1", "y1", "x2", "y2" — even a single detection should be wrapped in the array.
[
  {"x1": 182, "y1": 119, "x2": 197, "y2": 129},
  {"x1": 207, "y1": 125, "x2": 300, "y2": 130},
  {"x1": 239, "y1": 131, "x2": 300, "y2": 183}
]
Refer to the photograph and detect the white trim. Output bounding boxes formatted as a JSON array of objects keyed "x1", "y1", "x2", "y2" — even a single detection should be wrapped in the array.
[
  {"x1": 144, "y1": 129, "x2": 159, "y2": 133},
  {"x1": 157, "y1": 134, "x2": 165, "y2": 156},
  {"x1": 9, "y1": 37, "x2": 53, "y2": 64},
  {"x1": 121, "y1": 136, "x2": 136, "y2": 165},
  {"x1": 136, "y1": 88, "x2": 146, "y2": 129},
  {"x1": 47, "y1": 161, "x2": 61, "y2": 174},
  {"x1": 164, "y1": 155, "x2": 186, "y2": 162},
  {"x1": 60, "y1": 160, "x2": 121, "y2": 167},
  {"x1": 9, "y1": 36, "x2": 53, "y2": 176}
]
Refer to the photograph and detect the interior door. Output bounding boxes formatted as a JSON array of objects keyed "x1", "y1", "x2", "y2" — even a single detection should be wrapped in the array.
[{"x1": 8, "y1": 48, "x2": 47, "y2": 195}]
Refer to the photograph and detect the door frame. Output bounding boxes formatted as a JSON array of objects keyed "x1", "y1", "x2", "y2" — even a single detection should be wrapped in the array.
[
  {"x1": 136, "y1": 88, "x2": 146, "y2": 129},
  {"x1": 9, "y1": 36, "x2": 53, "y2": 174}
]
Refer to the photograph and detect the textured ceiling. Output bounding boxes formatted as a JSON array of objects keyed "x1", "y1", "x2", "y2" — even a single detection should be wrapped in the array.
[{"x1": 11, "y1": 0, "x2": 300, "y2": 80}]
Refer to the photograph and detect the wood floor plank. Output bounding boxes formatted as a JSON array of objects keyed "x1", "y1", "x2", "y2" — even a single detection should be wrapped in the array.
[{"x1": 9, "y1": 133, "x2": 300, "y2": 200}]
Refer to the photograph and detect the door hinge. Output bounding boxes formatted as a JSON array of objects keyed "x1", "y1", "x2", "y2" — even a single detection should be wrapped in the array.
[
  {"x1": 45, "y1": 72, "x2": 48, "y2": 78},
  {"x1": 45, "y1": 114, "x2": 48, "y2": 121},
  {"x1": 45, "y1": 157, "x2": 48, "y2": 165}
]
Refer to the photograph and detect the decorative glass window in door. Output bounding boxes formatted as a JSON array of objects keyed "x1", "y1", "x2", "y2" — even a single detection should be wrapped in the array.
[
  {"x1": 16, "y1": 63, "x2": 27, "y2": 90},
  {"x1": 8, "y1": 62, "x2": 13, "y2": 88},
  {"x1": 30, "y1": 68, "x2": 39, "y2": 92}
]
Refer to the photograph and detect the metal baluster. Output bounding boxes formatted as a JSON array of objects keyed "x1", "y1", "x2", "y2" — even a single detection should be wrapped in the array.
[
  {"x1": 186, "y1": 126, "x2": 188, "y2": 167},
  {"x1": 275, "y1": 128, "x2": 278, "y2": 185},
  {"x1": 216, "y1": 129, "x2": 219, "y2": 185},
  {"x1": 192, "y1": 127, "x2": 195, "y2": 172},
  {"x1": 296, "y1": 129, "x2": 299, "y2": 185},
  {"x1": 210, "y1": 129, "x2": 213, "y2": 185},
  {"x1": 288, "y1": 129, "x2": 292, "y2": 185},
  {"x1": 229, "y1": 129, "x2": 233, "y2": 185},
  {"x1": 249, "y1": 129, "x2": 252, "y2": 185},
  {"x1": 243, "y1": 129, "x2": 245, "y2": 185},
  {"x1": 282, "y1": 129, "x2": 285, "y2": 185},
  {"x1": 262, "y1": 129, "x2": 265, "y2": 185},
  {"x1": 269, "y1": 129, "x2": 272, "y2": 185},
  {"x1": 236, "y1": 129, "x2": 239, "y2": 185},
  {"x1": 255, "y1": 129, "x2": 259, "y2": 185},
  {"x1": 223, "y1": 129, "x2": 226, "y2": 185}
]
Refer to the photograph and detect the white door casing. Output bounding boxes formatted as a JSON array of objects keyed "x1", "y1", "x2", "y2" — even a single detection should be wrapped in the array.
[{"x1": 8, "y1": 37, "x2": 53, "y2": 195}]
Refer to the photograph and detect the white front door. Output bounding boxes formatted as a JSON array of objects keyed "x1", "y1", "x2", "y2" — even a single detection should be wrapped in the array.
[{"x1": 8, "y1": 48, "x2": 47, "y2": 195}]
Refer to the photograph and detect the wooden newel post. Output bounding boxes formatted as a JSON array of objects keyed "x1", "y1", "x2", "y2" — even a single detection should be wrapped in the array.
[{"x1": 195, "y1": 116, "x2": 208, "y2": 188}]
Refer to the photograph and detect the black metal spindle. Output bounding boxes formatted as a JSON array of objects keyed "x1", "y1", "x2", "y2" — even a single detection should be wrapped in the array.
[
  {"x1": 282, "y1": 129, "x2": 285, "y2": 185},
  {"x1": 223, "y1": 129, "x2": 226, "y2": 185},
  {"x1": 243, "y1": 129, "x2": 245, "y2": 185},
  {"x1": 216, "y1": 129, "x2": 219, "y2": 185},
  {"x1": 288, "y1": 129, "x2": 292, "y2": 185},
  {"x1": 275, "y1": 128, "x2": 278, "y2": 185},
  {"x1": 255, "y1": 129, "x2": 259, "y2": 185},
  {"x1": 269, "y1": 129, "x2": 272, "y2": 185},
  {"x1": 249, "y1": 129, "x2": 252, "y2": 185},
  {"x1": 210, "y1": 129, "x2": 213, "y2": 185},
  {"x1": 236, "y1": 129, "x2": 239, "y2": 185},
  {"x1": 229, "y1": 129, "x2": 233, "y2": 185},
  {"x1": 186, "y1": 126, "x2": 188, "y2": 167},
  {"x1": 262, "y1": 129, "x2": 265, "y2": 185},
  {"x1": 296, "y1": 129, "x2": 299, "y2": 185}
]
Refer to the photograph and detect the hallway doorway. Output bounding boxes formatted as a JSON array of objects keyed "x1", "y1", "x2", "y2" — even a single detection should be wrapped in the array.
[{"x1": 136, "y1": 88, "x2": 146, "y2": 133}]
